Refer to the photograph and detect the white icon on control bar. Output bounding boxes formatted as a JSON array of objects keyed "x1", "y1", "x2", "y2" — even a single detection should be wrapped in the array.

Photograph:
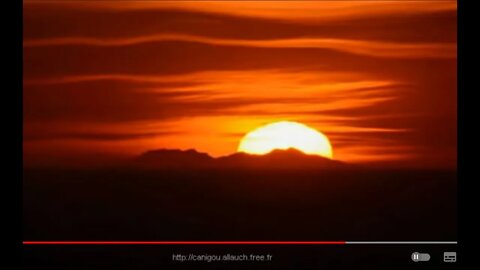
[
  {"x1": 412, "y1": 252, "x2": 430, "y2": 262},
  {"x1": 444, "y1": 252, "x2": 456, "y2": 262}
]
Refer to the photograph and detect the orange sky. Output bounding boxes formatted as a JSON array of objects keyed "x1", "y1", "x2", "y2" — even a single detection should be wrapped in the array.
[{"x1": 23, "y1": 0, "x2": 457, "y2": 168}]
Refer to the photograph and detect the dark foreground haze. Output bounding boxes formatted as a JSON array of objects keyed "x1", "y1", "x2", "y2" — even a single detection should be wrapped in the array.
[{"x1": 24, "y1": 167, "x2": 456, "y2": 241}]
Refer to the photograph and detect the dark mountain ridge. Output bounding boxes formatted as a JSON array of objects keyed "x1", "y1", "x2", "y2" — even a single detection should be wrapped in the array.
[{"x1": 134, "y1": 148, "x2": 345, "y2": 169}]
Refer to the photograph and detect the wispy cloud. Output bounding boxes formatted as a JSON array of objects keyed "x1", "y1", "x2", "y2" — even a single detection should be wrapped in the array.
[
  {"x1": 24, "y1": 131, "x2": 173, "y2": 142},
  {"x1": 24, "y1": 34, "x2": 456, "y2": 59},
  {"x1": 24, "y1": 0, "x2": 456, "y2": 23},
  {"x1": 24, "y1": 69, "x2": 399, "y2": 122}
]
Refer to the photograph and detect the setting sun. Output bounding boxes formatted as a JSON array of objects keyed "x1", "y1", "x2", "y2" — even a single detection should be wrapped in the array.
[{"x1": 238, "y1": 121, "x2": 333, "y2": 159}]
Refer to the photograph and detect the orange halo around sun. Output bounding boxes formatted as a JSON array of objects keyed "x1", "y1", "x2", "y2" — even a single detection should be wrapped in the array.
[{"x1": 237, "y1": 121, "x2": 333, "y2": 159}]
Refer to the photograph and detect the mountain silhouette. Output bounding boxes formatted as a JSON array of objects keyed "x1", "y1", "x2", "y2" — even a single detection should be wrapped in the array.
[
  {"x1": 135, "y1": 149, "x2": 213, "y2": 168},
  {"x1": 134, "y1": 148, "x2": 345, "y2": 169}
]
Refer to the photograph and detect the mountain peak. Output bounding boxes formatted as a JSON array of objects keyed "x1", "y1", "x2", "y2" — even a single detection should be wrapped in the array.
[
  {"x1": 266, "y1": 147, "x2": 325, "y2": 157},
  {"x1": 135, "y1": 148, "x2": 213, "y2": 168},
  {"x1": 217, "y1": 148, "x2": 342, "y2": 169}
]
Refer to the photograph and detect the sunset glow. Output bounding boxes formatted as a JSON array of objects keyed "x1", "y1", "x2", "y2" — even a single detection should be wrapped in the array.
[
  {"x1": 23, "y1": 0, "x2": 457, "y2": 168},
  {"x1": 238, "y1": 121, "x2": 333, "y2": 159}
]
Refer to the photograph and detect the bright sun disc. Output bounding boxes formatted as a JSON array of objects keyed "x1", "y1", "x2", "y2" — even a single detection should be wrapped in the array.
[{"x1": 238, "y1": 121, "x2": 333, "y2": 159}]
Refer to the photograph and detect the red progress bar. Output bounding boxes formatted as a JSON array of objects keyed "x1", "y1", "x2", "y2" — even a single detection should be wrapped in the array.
[{"x1": 23, "y1": 241, "x2": 346, "y2": 245}]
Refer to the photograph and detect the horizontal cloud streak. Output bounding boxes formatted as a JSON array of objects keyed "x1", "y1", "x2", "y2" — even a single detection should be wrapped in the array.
[
  {"x1": 24, "y1": 1, "x2": 456, "y2": 23},
  {"x1": 24, "y1": 34, "x2": 456, "y2": 59},
  {"x1": 24, "y1": 3, "x2": 456, "y2": 44},
  {"x1": 24, "y1": 131, "x2": 173, "y2": 141},
  {"x1": 24, "y1": 69, "x2": 399, "y2": 123}
]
